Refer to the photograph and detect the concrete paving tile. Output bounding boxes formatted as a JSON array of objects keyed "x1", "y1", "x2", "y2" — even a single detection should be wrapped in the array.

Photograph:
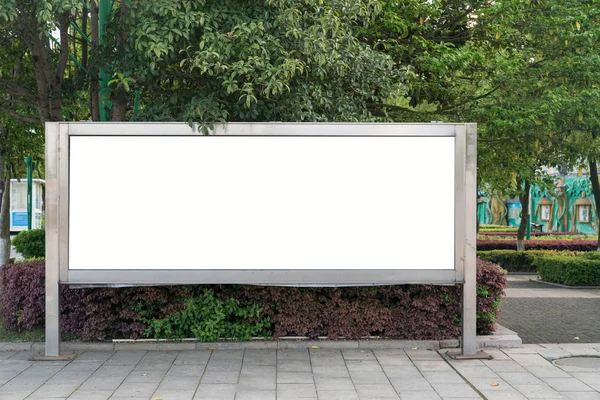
[
  {"x1": 558, "y1": 348, "x2": 600, "y2": 357},
  {"x1": 314, "y1": 377, "x2": 354, "y2": 391},
  {"x1": 194, "y1": 383, "x2": 237, "y2": 396},
  {"x1": 277, "y1": 359, "x2": 312, "y2": 372},
  {"x1": 243, "y1": 349, "x2": 276, "y2": 365},
  {"x1": 430, "y1": 382, "x2": 479, "y2": 398},
  {"x1": 277, "y1": 371, "x2": 314, "y2": 384},
  {"x1": 511, "y1": 384, "x2": 563, "y2": 398},
  {"x1": 108, "y1": 397, "x2": 147, "y2": 400},
  {"x1": 210, "y1": 350, "x2": 244, "y2": 360},
  {"x1": 559, "y1": 393, "x2": 600, "y2": 400},
  {"x1": 167, "y1": 364, "x2": 207, "y2": 377},
  {"x1": 453, "y1": 366, "x2": 499, "y2": 378},
  {"x1": 317, "y1": 390, "x2": 359, "y2": 400},
  {"x1": 507, "y1": 354, "x2": 552, "y2": 367},
  {"x1": 28, "y1": 383, "x2": 79, "y2": 398},
  {"x1": 173, "y1": 351, "x2": 211, "y2": 365},
  {"x1": 234, "y1": 390, "x2": 276, "y2": 400},
  {"x1": 205, "y1": 359, "x2": 242, "y2": 371},
  {"x1": 483, "y1": 360, "x2": 526, "y2": 372},
  {"x1": 504, "y1": 346, "x2": 544, "y2": 354},
  {"x1": 78, "y1": 377, "x2": 125, "y2": 391},
  {"x1": 373, "y1": 350, "x2": 407, "y2": 357},
  {"x1": 0, "y1": 390, "x2": 34, "y2": 400},
  {"x1": 137, "y1": 351, "x2": 179, "y2": 367},
  {"x1": 277, "y1": 383, "x2": 317, "y2": 398},
  {"x1": 421, "y1": 371, "x2": 465, "y2": 384},
  {"x1": 111, "y1": 381, "x2": 159, "y2": 397},
  {"x1": 240, "y1": 365, "x2": 276, "y2": 376},
  {"x1": 382, "y1": 365, "x2": 422, "y2": 378},
  {"x1": 375, "y1": 355, "x2": 413, "y2": 366},
  {"x1": 389, "y1": 377, "x2": 433, "y2": 391},
  {"x1": 477, "y1": 389, "x2": 527, "y2": 400},
  {"x1": 72, "y1": 351, "x2": 114, "y2": 363},
  {"x1": 311, "y1": 365, "x2": 350, "y2": 377},
  {"x1": 66, "y1": 390, "x2": 114, "y2": 400},
  {"x1": 201, "y1": 371, "x2": 240, "y2": 384},
  {"x1": 480, "y1": 349, "x2": 512, "y2": 361},
  {"x1": 277, "y1": 349, "x2": 309, "y2": 361},
  {"x1": 0, "y1": 351, "x2": 17, "y2": 361},
  {"x1": 91, "y1": 365, "x2": 134, "y2": 377},
  {"x1": 342, "y1": 350, "x2": 376, "y2": 360},
  {"x1": 151, "y1": 389, "x2": 196, "y2": 400},
  {"x1": 124, "y1": 369, "x2": 167, "y2": 383},
  {"x1": 355, "y1": 384, "x2": 398, "y2": 398},
  {"x1": 236, "y1": 375, "x2": 276, "y2": 390},
  {"x1": 572, "y1": 372, "x2": 600, "y2": 385},
  {"x1": 412, "y1": 361, "x2": 453, "y2": 372},
  {"x1": 543, "y1": 377, "x2": 595, "y2": 391},
  {"x1": 464, "y1": 376, "x2": 509, "y2": 390},
  {"x1": 104, "y1": 350, "x2": 147, "y2": 366},
  {"x1": 445, "y1": 359, "x2": 485, "y2": 367},
  {"x1": 158, "y1": 376, "x2": 201, "y2": 390},
  {"x1": 346, "y1": 360, "x2": 384, "y2": 372},
  {"x1": 350, "y1": 371, "x2": 391, "y2": 385},
  {"x1": 405, "y1": 350, "x2": 443, "y2": 361},
  {"x1": 310, "y1": 357, "x2": 346, "y2": 366},
  {"x1": 497, "y1": 371, "x2": 545, "y2": 385},
  {"x1": 525, "y1": 366, "x2": 573, "y2": 378},
  {"x1": 397, "y1": 390, "x2": 441, "y2": 400}
]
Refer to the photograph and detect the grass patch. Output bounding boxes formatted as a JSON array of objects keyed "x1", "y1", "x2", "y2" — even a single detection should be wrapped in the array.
[{"x1": 0, "y1": 318, "x2": 45, "y2": 342}]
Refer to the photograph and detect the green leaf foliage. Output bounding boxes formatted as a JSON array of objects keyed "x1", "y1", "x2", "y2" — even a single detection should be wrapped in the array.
[{"x1": 138, "y1": 288, "x2": 270, "y2": 341}]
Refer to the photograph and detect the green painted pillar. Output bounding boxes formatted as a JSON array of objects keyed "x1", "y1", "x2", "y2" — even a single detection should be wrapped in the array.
[
  {"x1": 99, "y1": 0, "x2": 111, "y2": 121},
  {"x1": 24, "y1": 155, "x2": 35, "y2": 230}
]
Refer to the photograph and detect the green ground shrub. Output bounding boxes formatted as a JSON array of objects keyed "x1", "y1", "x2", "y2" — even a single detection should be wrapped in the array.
[
  {"x1": 476, "y1": 250, "x2": 582, "y2": 273},
  {"x1": 534, "y1": 255, "x2": 600, "y2": 286},
  {"x1": 11, "y1": 229, "x2": 45, "y2": 259}
]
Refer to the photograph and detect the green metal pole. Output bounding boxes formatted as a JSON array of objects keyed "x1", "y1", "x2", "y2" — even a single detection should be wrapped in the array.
[
  {"x1": 24, "y1": 155, "x2": 34, "y2": 230},
  {"x1": 99, "y1": 0, "x2": 111, "y2": 121},
  {"x1": 526, "y1": 192, "x2": 531, "y2": 240}
]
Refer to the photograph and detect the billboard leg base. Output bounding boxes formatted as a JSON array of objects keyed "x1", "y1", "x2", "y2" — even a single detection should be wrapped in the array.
[
  {"x1": 31, "y1": 353, "x2": 78, "y2": 361},
  {"x1": 446, "y1": 350, "x2": 492, "y2": 360}
]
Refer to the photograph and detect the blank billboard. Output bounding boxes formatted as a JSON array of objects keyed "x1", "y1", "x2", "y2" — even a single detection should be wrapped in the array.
[{"x1": 69, "y1": 135, "x2": 455, "y2": 270}]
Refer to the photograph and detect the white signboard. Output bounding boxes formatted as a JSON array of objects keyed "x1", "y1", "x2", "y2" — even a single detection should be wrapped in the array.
[{"x1": 69, "y1": 136, "x2": 455, "y2": 271}]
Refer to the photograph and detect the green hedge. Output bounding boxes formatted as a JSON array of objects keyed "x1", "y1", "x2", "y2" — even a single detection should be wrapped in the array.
[
  {"x1": 476, "y1": 250, "x2": 582, "y2": 273},
  {"x1": 534, "y1": 255, "x2": 600, "y2": 286},
  {"x1": 11, "y1": 229, "x2": 45, "y2": 259},
  {"x1": 479, "y1": 224, "x2": 519, "y2": 233}
]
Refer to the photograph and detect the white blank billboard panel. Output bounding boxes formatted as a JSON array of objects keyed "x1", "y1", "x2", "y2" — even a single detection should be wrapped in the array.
[{"x1": 69, "y1": 136, "x2": 455, "y2": 270}]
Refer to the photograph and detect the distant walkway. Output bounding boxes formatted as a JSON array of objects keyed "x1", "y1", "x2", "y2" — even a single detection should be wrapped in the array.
[
  {"x1": 500, "y1": 275, "x2": 600, "y2": 343},
  {"x1": 1, "y1": 345, "x2": 600, "y2": 399}
]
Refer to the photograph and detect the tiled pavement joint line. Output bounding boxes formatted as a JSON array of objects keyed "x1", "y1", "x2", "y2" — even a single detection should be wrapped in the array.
[
  {"x1": 439, "y1": 351, "x2": 487, "y2": 400},
  {"x1": 340, "y1": 349, "x2": 365, "y2": 400},
  {"x1": 233, "y1": 348, "x2": 247, "y2": 399},
  {"x1": 59, "y1": 351, "x2": 110, "y2": 398},
  {"x1": 0, "y1": 352, "x2": 34, "y2": 390},
  {"x1": 191, "y1": 349, "x2": 213, "y2": 399},
  {"x1": 22, "y1": 353, "x2": 73, "y2": 399},
  {"x1": 306, "y1": 348, "x2": 317, "y2": 400},
  {"x1": 103, "y1": 349, "x2": 149, "y2": 398},
  {"x1": 68, "y1": 350, "x2": 121, "y2": 398},
  {"x1": 149, "y1": 350, "x2": 183, "y2": 400},
  {"x1": 375, "y1": 349, "x2": 409, "y2": 399}
]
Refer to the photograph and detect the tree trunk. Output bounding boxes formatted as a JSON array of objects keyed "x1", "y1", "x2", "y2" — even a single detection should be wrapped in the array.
[
  {"x1": 516, "y1": 180, "x2": 530, "y2": 251},
  {"x1": 0, "y1": 170, "x2": 10, "y2": 266},
  {"x1": 89, "y1": 0, "x2": 101, "y2": 121},
  {"x1": 589, "y1": 131, "x2": 600, "y2": 251}
]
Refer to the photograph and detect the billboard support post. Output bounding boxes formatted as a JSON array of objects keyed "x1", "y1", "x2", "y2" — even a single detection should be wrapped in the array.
[{"x1": 41, "y1": 122, "x2": 479, "y2": 359}]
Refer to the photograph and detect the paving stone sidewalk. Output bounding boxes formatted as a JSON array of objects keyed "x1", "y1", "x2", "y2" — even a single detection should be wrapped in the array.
[
  {"x1": 500, "y1": 275, "x2": 600, "y2": 344},
  {"x1": 1, "y1": 345, "x2": 600, "y2": 400}
]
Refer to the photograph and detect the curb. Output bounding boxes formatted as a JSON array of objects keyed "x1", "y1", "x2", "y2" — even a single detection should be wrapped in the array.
[
  {"x1": 530, "y1": 279, "x2": 600, "y2": 290},
  {"x1": 0, "y1": 325, "x2": 522, "y2": 352}
]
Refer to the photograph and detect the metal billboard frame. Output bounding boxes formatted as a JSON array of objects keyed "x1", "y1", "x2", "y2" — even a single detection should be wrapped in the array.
[{"x1": 45, "y1": 122, "x2": 477, "y2": 357}]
